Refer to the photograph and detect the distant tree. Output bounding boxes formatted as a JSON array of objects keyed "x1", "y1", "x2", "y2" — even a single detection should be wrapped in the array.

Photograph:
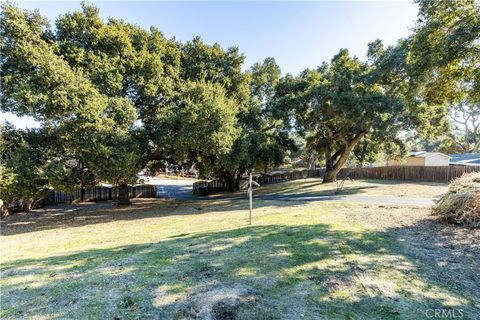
[
  {"x1": 211, "y1": 57, "x2": 296, "y2": 190},
  {"x1": 447, "y1": 103, "x2": 480, "y2": 153},
  {"x1": 0, "y1": 161, "x2": 16, "y2": 216},
  {"x1": 404, "y1": 102, "x2": 480, "y2": 155},
  {"x1": 173, "y1": 37, "x2": 248, "y2": 190},
  {"x1": 167, "y1": 81, "x2": 241, "y2": 177}
]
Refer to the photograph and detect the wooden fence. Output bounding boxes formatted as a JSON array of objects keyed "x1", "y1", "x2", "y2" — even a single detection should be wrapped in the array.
[
  {"x1": 337, "y1": 166, "x2": 480, "y2": 183},
  {"x1": 192, "y1": 166, "x2": 480, "y2": 194},
  {"x1": 38, "y1": 185, "x2": 156, "y2": 206},
  {"x1": 256, "y1": 169, "x2": 324, "y2": 185},
  {"x1": 192, "y1": 180, "x2": 228, "y2": 194}
]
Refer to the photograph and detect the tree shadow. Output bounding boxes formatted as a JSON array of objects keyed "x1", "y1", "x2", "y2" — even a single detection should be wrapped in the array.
[
  {"x1": 358, "y1": 179, "x2": 448, "y2": 187},
  {"x1": 206, "y1": 183, "x2": 377, "y2": 200},
  {"x1": 1, "y1": 199, "x2": 180, "y2": 236},
  {"x1": 1, "y1": 177, "x2": 445, "y2": 237},
  {"x1": 1, "y1": 221, "x2": 478, "y2": 319},
  {"x1": 0, "y1": 196, "x2": 321, "y2": 236}
]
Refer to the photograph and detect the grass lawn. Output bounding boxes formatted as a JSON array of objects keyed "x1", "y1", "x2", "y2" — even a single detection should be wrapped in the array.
[
  {"x1": 255, "y1": 178, "x2": 449, "y2": 198},
  {"x1": 1, "y1": 181, "x2": 478, "y2": 319}
]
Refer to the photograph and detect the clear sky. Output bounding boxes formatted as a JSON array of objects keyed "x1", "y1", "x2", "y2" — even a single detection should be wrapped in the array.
[{"x1": 1, "y1": 0, "x2": 419, "y2": 128}]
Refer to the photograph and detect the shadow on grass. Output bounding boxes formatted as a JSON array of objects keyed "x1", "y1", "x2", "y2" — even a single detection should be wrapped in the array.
[
  {"x1": 0, "y1": 197, "x2": 317, "y2": 236},
  {"x1": 2, "y1": 178, "x2": 444, "y2": 237},
  {"x1": 201, "y1": 181, "x2": 377, "y2": 202},
  {"x1": 1, "y1": 221, "x2": 478, "y2": 319}
]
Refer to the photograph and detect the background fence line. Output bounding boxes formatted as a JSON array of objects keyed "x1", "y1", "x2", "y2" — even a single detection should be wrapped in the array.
[
  {"x1": 336, "y1": 166, "x2": 480, "y2": 183},
  {"x1": 29, "y1": 185, "x2": 156, "y2": 210},
  {"x1": 192, "y1": 180, "x2": 228, "y2": 194},
  {"x1": 193, "y1": 166, "x2": 480, "y2": 193}
]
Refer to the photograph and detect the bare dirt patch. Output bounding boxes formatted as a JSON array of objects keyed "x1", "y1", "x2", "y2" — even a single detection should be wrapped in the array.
[{"x1": 172, "y1": 284, "x2": 255, "y2": 320}]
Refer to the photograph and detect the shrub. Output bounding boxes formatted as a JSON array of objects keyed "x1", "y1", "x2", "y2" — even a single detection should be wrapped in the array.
[{"x1": 432, "y1": 172, "x2": 480, "y2": 228}]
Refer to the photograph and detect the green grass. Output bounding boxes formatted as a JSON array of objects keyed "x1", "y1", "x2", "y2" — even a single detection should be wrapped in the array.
[{"x1": 0, "y1": 183, "x2": 477, "y2": 319}]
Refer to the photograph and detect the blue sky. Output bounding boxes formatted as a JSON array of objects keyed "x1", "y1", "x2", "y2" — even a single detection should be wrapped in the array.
[{"x1": 2, "y1": 1, "x2": 419, "y2": 128}]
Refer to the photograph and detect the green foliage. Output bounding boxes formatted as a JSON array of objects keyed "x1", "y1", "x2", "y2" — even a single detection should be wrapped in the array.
[
  {"x1": 0, "y1": 3, "x2": 138, "y2": 197},
  {"x1": 407, "y1": 102, "x2": 480, "y2": 154},
  {"x1": 170, "y1": 81, "x2": 241, "y2": 173},
  {"x1": 248, "y1": 58, "x2": 297, "y2": 173},
  {"x1": 409, "y1": 0, "x2": 480, "y2": 106},
  {"x1": 210, "y1": 57, "x2": 297, "y2": 189},
  {"x1": 181, "y1": 37, "x2": 249, "y2": 104},
  {"x1": 278, "y1": 48, "x2": 412, "y2": 181},
  {"x1": 0, "y1": 124, "x2": 50, "y2": 209}
]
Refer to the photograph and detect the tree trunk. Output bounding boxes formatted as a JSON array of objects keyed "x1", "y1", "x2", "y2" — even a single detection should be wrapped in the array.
[
  {"x1": 323, "y1": 151, "x2": 338, "y2": 183},
  {"x1": 323, "y1": 150, "x2": 351, "y2": 183},
  {"x1": 23, "y1": 199, "x2": 34, "y2": 212},
  {"x1": 223, "y1": 170, "x2": 241, "y2": 192},
  {"x1": 322, "y1": 132, "x2": 367, "y2": 183},
  {"x1": 0, "y1": 200, "x2": 10, "y2": 218},
  {"x1": 323, "y1": 166, "x2": 342, "y2": 183},
  {"x1": 118, "y1": 184, "x2": 131, "y2": 205},
  {"x1": 308, "y1": 153, "x2": 316, "y2": 170}
]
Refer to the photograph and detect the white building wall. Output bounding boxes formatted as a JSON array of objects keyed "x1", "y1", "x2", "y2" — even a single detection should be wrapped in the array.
[{"x1": 425, "y1": 155, "x2": 450, "y2": 166}]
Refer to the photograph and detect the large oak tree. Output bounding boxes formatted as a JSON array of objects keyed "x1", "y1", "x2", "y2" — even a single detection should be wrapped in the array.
[
  {"x1": 1, "y1": 4, "x2": 242, "y2": 203},
  {"x1": 277, "y1": 46, "x2": 419, "y2": 182}
]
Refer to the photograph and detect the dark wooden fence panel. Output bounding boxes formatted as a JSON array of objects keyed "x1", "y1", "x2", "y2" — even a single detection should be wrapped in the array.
[
  {"x1": 192, "y1": 180, "x2": 228, "y2": 194},
  {"x1": 338, "y1": 166, "x2": 480, "y2": 183},
  {"x1": 43, "y1": 185, "x2": 156, "y2": 205},
  {"x1": 257, "y1": 169, "x2": 324, "y2": 185}
]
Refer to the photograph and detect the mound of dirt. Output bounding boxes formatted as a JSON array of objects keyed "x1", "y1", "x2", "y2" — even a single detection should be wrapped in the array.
[
  {"x1": 211, "y1": 297, "x2": 241, "y2": 320},
  {"x1": 173, "y1": 284, "x2": 254, "y2": 320},
  {"x1": 432, "y1": 172, "x2": 480, "y2": 228}
]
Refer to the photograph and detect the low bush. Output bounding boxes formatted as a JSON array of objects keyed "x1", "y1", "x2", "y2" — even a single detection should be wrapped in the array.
[{"x1": 432, "y1": 172, "x2": 480, "y2": 228}]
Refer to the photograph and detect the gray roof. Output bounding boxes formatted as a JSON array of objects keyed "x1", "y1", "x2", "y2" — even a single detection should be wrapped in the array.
[
  {"x1": 449, "y1": 153, "x2": 480, "y2": 165},
  {"x1": 409, "y1": 151, "x2": 450, "y2": 159},
  {"x1": 410, "y1": 151, "x2": 425, "y2": 157}
]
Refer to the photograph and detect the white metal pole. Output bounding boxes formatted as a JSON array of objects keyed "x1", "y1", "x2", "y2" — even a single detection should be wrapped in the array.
[{"x1": 249, "y1": 172, "x2": 252, "y2": 225}]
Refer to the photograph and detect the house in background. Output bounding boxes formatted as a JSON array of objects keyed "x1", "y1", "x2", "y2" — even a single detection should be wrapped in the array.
[
  {"x1": 449, "y1": 153, "x2": 480, "y2": 166},
  {"x1": 387, "y1": 151, "x2": 450, "y2": 167}
]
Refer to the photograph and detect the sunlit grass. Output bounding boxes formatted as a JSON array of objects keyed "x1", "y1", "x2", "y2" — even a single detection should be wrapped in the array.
[{"x1": 1, "y1": 192, "x2": 477, "y2": 319}]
